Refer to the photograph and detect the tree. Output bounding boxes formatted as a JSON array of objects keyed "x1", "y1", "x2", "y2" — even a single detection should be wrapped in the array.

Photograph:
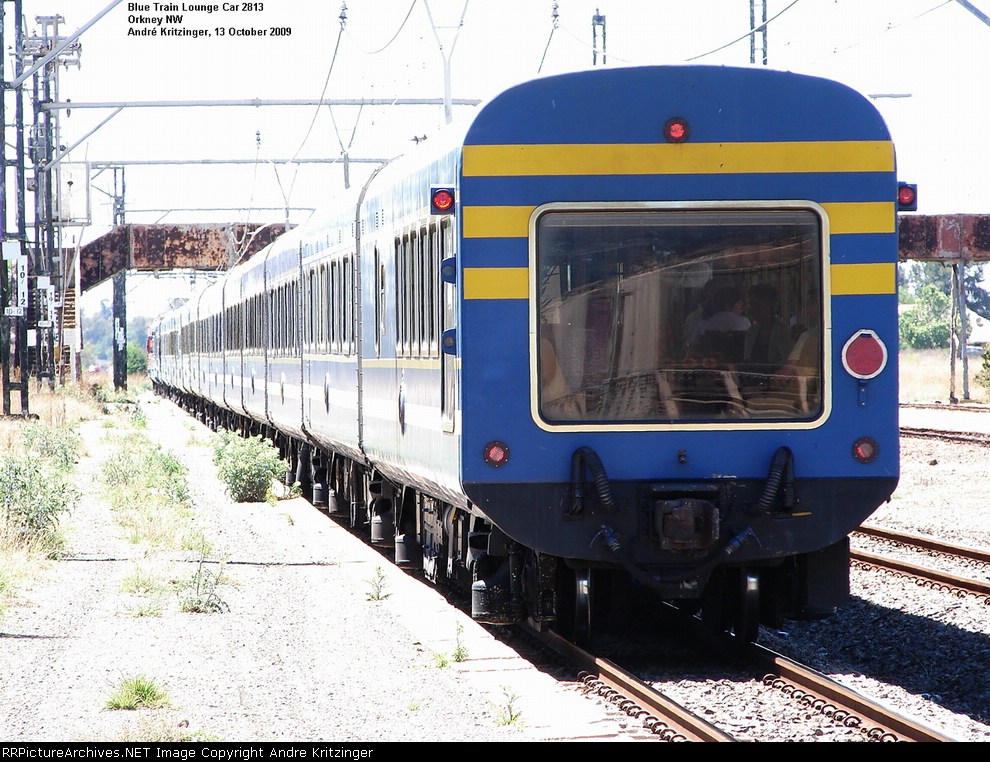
[
  {"x1": 125, "y1": 342, "x2": 148, "y2": 374},
  {"x1": 81, "y1": 304, "x2": 152, "y2": 371},
  {"x1": 899, "y1": 284, "x2": 951, "y2": 349},
  {"x1": 901, "y1": 261, "x2": 990, "y2": 319}
]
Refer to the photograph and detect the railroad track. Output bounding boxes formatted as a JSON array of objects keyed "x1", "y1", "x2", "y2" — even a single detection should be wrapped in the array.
[
  {"x1": 518, "y1": 618, "x2": 959, "y2": 742},
  {"x1": 517, "y1": 524, "x2": 990, "y2": 742},
  {"x1": 900, "y1": 403, "x2": 990, "y2": 412},
  {"x1": 530, "y1": 625, "x2": 733, "y2": 742},
  {"x1": 853, "y1": 524, "x2": 990, "y2": 600},
  {"x1": 741, "y1": 642, "x2": 958, "y2": 742},
  {"x1": 900, "y1": 426, "x2": 990, "y2": 445}
]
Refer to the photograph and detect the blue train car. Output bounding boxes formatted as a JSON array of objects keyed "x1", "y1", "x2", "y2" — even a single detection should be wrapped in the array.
[{"x1": 149, "y1": 64, "x2": 902, "y2": 642}]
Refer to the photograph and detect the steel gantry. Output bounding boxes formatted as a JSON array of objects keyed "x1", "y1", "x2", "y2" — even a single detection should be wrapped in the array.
[{"x1": 1, "y1": 2, "x2": 83, "y2": 415}]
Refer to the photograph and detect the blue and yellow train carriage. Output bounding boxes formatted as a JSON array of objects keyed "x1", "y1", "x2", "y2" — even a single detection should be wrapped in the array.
[
  {"x1": 147, "y1": 64, "x2": 903, "y2": 643},
  {"x1": 452, "y1": 65, "x2": 899, "y2": 638}
]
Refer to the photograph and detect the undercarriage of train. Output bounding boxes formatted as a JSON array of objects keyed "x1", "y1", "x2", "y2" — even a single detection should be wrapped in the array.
[{"x1": 158, "y1": 387, "x2": 851, "y2": 645}]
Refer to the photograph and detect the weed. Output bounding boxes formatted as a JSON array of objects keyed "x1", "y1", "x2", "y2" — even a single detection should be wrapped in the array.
[
  {"x1": 0, "y1": 570, "x2": 9, "y2": 618},
  {"x1": 100, "y1": 433, "x2": 193, "y2": 549},
  {"x1": 0, "y1": 452, "x2": 78, "y2": 552},
  {"x1": 433, "y1": 653, "x2": 450, "y2": 668},
  {"x1": 20, "y1": 421, "x2": 81, "y2": 472},
  {"x1": 105, "y1": 675, "x2": 170, "y2": 710},
  {"x1": 495, "y1": 686, "x2": 522, "y2": 726},
  {"x1": 120, "y1": 566, "x2": 166, "y2": 596},
  {"x1": 177, "y1": 557, "x2": 230, "y2": 614},
  {"x1": 130, "y1": 405, "x2": 148, "y2": 429},
  {"x1": 452, "y1": 623, "x2": 469, "y2": 663},
  {"x1": 211, "y1": 429, "x2": 287, "y2": 503},
  {"x1": 181, "y1": 530, "x2": 213, "y2": 557},
  {"x1": 128, "y1": 600, "x2": 164, "y2": 618},
  {"x1": 0, "y1": 519, "x2": 48, "y2": 619},
  {"x1": 100, "y1": 434, "x2": 190, "y2": 505},
  {"x1": 366, "y1": 566, "x2": 390, "y2": 601}
]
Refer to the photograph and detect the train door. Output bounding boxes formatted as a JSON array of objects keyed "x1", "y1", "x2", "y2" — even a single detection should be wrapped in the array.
[{"x1": 440, "y1": 218, "x2": 456, "y2": 432}]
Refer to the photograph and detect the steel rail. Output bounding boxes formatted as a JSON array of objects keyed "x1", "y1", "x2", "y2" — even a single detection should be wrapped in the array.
[
  {"x1": 745, "y1": 644, "x2": 960, "y2": 742},
  {"x1": 900, "y1": 426, "x2": 990, "y2": 445},
  {"x1": 857, "y1": 524, "x2": 990, "y2": 565},
  {"x1": 532, "y1": 626, "x2": 736, "y2": 742}
]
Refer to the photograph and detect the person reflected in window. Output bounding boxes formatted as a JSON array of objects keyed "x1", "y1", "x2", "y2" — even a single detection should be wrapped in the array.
[
  {"x1": 682, "y1": 278, "x2": 717, "y2": 357},
  {"x1": 690, "y1": 284, "x2": 750, "y2": 363},
  {"x1": 743, "y1": 283, "x2": 793, "y2": 368},
  {"x1": 698, "y1": 285, "x2": 750, "y2": 334}
]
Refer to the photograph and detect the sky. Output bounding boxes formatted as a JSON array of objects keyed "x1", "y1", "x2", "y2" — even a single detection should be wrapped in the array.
[{"x1": 6, "y1": 0, "x2": 990, "y2": 314}]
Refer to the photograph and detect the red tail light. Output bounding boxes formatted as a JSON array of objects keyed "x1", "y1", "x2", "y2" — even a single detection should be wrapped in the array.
[
  {"x1": 430, "y1": 187, "x2": 455, "y2": 215},
  {"x1": 664, "y1": 117, "x2": 689, "y2": 143},
  {"x1": 841, "y1": 330, "x2": 887, "y2": 380},
  {"x1": 852, "y1": 437, "x2": 879, "y2": 464},
  {"x1": 483, "y1": 441, "x2": 510, "y2": 468}
]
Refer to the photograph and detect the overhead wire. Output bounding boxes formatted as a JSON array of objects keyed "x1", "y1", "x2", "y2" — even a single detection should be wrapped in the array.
[
  {"x1": 537, "y1": 2, "x2": 558, "y2": 74},
  {"x1": 684, "y1": 0, "x2": 803, "y2": 62},
  {"x1": 803, "y1": 1, "x2": 954, "y2": 65},
  {"x1": 344, "y1": 0, "x2": 420, "y2": 55},
  {"x1": 552, "y1": 20, "x2": 631, "y2": 65},
  {"x1": 269, "y1": 4, "x2": 351, "y2": 222}
]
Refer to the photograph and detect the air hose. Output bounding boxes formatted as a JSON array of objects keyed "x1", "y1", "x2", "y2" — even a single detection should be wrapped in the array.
[
  {"x1": 753, "y1": 446, "x2": 795, "y2": 515},
  {"x1": 568, "y1": 446, "x2": 617, "y2": 516}
]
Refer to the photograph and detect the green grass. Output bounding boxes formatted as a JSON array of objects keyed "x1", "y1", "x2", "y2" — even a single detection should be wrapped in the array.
[{"x1": 105, "y1": 675, "x2": 171, "y2": 710}]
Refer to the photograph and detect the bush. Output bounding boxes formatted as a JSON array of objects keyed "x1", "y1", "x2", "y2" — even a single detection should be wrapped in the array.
[
  {"x1": 899, "y1": 284, "x2": 951, "y2": 349},
  {"x1": 211, "y1": 429, "x2": 286, "y2": 503},
  {"x1": 126, "y1": 342, "x2": 148, "y2": 374},
  {"x1": 20, "y1": 421, "x2": 81, "y2": 473},
  {"x1": 0, "y1": 452, "x2": 79, "y2": 550},
  {"x1": 100, "y1": 434, "x2": 190, "y2": 505}
]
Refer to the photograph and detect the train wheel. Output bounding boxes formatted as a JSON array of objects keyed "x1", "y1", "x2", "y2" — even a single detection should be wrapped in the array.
[
  {"x1": 554, "y1": 566, "x2": 592, "y2": 645},
  {"x1": 295, "y1": 444, "x2": 313, "y2": 501},
  {"x1": 734, "y1": 570, "x2": 761, "y2": 643},
  {"x1": 573, "y1": 568, "x2": 592, "y2": 644},
  {"x1": 701, "y1": 568, "x2": 761, "y2": 643}
]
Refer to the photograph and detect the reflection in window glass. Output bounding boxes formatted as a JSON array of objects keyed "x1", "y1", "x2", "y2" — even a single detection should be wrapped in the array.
[{"x1": 536, "y1": 208, "x2": 823, "y2": 424}]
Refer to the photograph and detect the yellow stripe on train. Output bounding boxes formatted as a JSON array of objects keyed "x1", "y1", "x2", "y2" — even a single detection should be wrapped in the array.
[
  {"x1": 462, "y1": 263, "x2": 896, "y2": 300},
  {"x1": 464, "y1": 201, "x2": 895, "y2": 239},
  {"x1": 463, "y1": 267, "x2": 529, "y2": 300},
  {"x1": 462, "y1": 141, "x2": 894, "y2": 177},
  {"x1": 830, "y1": 263, "x2": 896, "y2": 295}
]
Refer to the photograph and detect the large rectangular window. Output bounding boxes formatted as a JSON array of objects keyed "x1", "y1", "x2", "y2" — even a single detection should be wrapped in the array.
[{"x1": 536, "y1": 206, "x2": 823, "y2": 424}]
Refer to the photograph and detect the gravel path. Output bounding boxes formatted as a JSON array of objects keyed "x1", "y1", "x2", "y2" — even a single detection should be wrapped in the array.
[{"x1": 0, "y1": 395, "x2": 632, "y2": 743}]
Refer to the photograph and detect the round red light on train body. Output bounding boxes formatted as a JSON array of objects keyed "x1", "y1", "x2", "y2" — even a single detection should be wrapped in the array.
[
  {"x1": 841, "y1": 330, "x2": 888, "y2": 380},
  {"x1": 430, "y1": 187, "x2": 455, "y2": 214},
  {"x1": 897, "y1": 183, "x2": 917, "y2": 209},
  {"x1": 483, "y1": 441, "x2": 510, "y2": 468},
  {"x1": 663, "y1": 117, "x2": 689, "y2": 143},
  {"x1": 852, "y1": 437, "x2": 879, "y2": 464}
]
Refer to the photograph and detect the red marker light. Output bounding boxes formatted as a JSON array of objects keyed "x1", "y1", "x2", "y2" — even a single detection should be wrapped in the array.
[
  {"x1": 852, "y1": 437, "x2": 879, "y2": 464},
  {"x1": 483, "y1": 441, "x2": 510, "y2": 468},
  {"x1": 430, "y1": 187, "x2": 455, "y2": 214},
  {"x1": 897, "y1": 183, "x2": 917, "y2": 211},
  {"x1": 664, "y1": 117, "x2": 689, "y2": 143},
  {"x1": 841, "y1": 330, "x2": 887, "y2": 380}
]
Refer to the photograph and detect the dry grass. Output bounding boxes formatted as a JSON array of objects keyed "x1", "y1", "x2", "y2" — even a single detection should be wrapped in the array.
[
  {"x1": 0, "y1": 383, "x2": 105, "y2": 619},
  {"x1": 0, "y1": 383, "x2": 102, "y2": 455},
  {"x1": 899, "y1": 348, "x2": 989, "y2": 405}
]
